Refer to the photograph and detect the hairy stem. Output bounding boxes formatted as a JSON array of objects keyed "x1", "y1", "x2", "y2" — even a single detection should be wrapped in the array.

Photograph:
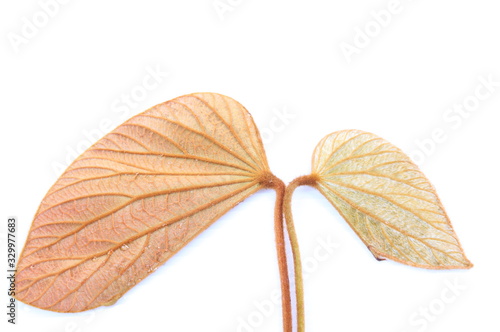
[
  {"x1": 284, "y1": 174, "x2": 318, "y2": 332},
  {"x1": 261, "y1": 172, "x2": 292, "y2": 332},
  {"x1": 274, "y1": 178, "x2": 293, "y2": 332}
]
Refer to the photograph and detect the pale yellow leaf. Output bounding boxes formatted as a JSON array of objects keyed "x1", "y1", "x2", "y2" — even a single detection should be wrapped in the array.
[{"x1": 311, "y1": 129, "x2": 472, "y2": 269}]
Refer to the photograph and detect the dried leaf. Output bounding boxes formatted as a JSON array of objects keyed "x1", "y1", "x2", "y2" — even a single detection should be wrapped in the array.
[
  {"x1": 311, "y1": 129, "x2": 472, "y2": 269},
  {"x1": 16, "y1": 92, "x2": 274, "y2": 312}
]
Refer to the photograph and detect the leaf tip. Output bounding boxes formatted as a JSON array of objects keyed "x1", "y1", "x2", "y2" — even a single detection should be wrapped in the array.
[{"x1": 461, "y1": 258, "x2": 474, "y2": 269}]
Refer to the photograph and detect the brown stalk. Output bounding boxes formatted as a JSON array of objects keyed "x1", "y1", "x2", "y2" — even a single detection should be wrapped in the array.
[
  {"x1": 260, "y1": 172, "x2": 292, "y2": 332},
  {"x1": 283, "y1": 174, "x2": 318, "y2": 332}
]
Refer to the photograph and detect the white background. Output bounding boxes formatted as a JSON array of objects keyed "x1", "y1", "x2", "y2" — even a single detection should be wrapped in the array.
[{"x1": 1, "y1": 1, "x2": 499, "y2": 331}]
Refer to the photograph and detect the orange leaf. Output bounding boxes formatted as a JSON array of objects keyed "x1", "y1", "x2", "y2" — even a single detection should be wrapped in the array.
[
  {"x1": 311, "y1": 129, "x2": 472, "y2": 269},
  {"x1": 16, "y1": 93, "x2": 275, "y2": 312}
]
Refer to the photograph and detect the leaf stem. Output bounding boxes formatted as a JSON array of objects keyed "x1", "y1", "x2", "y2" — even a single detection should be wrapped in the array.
[
  {"x1": 261, "y1": 172, "x2": 292, "y2": 332},
  {"x1": 284, "y1": 174, "x2": 318, "y2": 332}
]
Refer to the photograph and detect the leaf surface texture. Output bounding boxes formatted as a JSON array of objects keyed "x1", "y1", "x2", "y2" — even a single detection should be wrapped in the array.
[
  {"x1": 16, "y1": 92, "x2": 271, "y2": 312},
  {"x1": 312, "y1": 130, "x2": 471, "y2": 269}
]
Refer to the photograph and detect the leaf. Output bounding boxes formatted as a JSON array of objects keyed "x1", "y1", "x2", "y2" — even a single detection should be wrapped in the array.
[
  {"x1": 311, "y1": 129, "x2": 472, "y2": 269},
  {"x1": 16, "y1": 92, "x2": 274, "y2": 312}
]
